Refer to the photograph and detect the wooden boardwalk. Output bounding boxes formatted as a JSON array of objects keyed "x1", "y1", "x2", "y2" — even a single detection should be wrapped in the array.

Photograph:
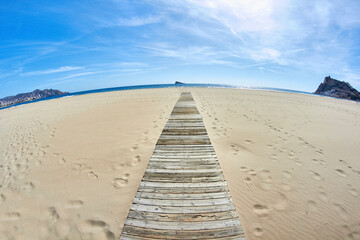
[{"x1": 120, "y1": 92, "x2": 245, "y2": 239}]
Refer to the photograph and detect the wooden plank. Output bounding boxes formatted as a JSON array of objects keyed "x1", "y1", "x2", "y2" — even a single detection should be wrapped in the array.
[
  {"x1": 146, "y1": 163, "x2": 220, "y2": 169},
  {"x1": 132, "y1": 197, "x2": 233, "y2": 207},
  {"x1": 137, "y1": 186, "x2": 229, "y2": 194},
  {"x1": 139, "y1": 181, "x2": 227, "y2": 188},
  {"x1": 130, "y1": 203, "x2": 236, "y2": 214},
  {"x1": 121, "y1": 225, "x2": 244, "y2": 239},
  {"x1": 142, "y1": 175, "x2": 224, "y2": 183},
  {"x1": 127, "y1": 210, "x2": 238, "y2": 222},
  {"x1": 124, "y1": 218, "x2": 241, "y2": 231},
  {"x1": 143, "y1": 171, "x2": 222, "y2": 178},
  {"x1": 144, "y1": 169, "x2": 222, "y2": 174},
  {"x1": 135, "y1": 191, "x2": 231, "y2": 200}
]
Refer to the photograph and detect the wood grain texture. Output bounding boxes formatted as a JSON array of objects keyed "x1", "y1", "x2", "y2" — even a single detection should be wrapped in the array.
[{"x1": 120, "y1": 92, "x2": 245, "y2": 239}]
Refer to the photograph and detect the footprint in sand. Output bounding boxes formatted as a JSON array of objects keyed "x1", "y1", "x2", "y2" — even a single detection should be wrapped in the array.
[
  {"x1": 0, "y1": 194, "x2": 6, "y2": 203},
  {"x1": 129, "y1": 146, "x2": 138, "y2": 152},
  {"x1": 1, "y1": 212, "x2": 21, "y2": 221},
  {"x1": 77, "y1": 219, "x2": 115, "y2": 239},
  {"x1": 347, "y1": 185, "x2": 358, "y2": 197},
  {"x1": 81, "y1": 166, "x2": 92, "y2": 173},
  {"x1": 306, "y1": 200, "x2": 318, "y2": 212},
  {"x1": 58, "y1": 157, "x2": 66, "y2": 165},
  {"x1": 47, "y1": 207, "x2": 59, "y2": 221},
  {"x1": 72, "y1": 163, "x2": 82, "y2": 170},
  {"x1": 258, "y1": 170, "x2": 272, "y2": 183},
  {"x1": 244, "y1": 139, "x2": 254, "y2": 144},
  {"x1": 245, "y1": 177, "x2": 252, "y2": 184},
  {"x1": 308, "y1": 170, "x2": 322, "y2": 181},
  {"x1": 64, "y1": 200, "x2": 84, "y2": 209},
  {"x1": 335, "y1": 169, "x2": 347, "y2": 178},
  {"x1": 287, "y1": 150, "x2": 295, "y2": 158},
  {"x1": 253, "y1": 204, "x2": 270, "y2": 218},
  {"x1": 248, "y1": 169, "x2": 257, "y2": 176},
  {"x1": 270, "y1": 154, "x2": 278, "y2": 161},
  {"x1": 294, "y1": 158, "x2": 303, "y2": 167},
  {"x1": 22, "y1": 182, "x2": 35, "y2": 192},
  {"x1": 254, "y1": 226, "x2": 263, "y2": 237},
  {"x1": 108, "y1": 164, "x2": 125, "y2": 171},
  {"x1": 333, "y1": 204, "x2": 348, "y2": 220},
  {"x1": 273, "y1": 193, "x2": 288, "y2": 211},
  {"x1": 129, "y1": 156, "x2": 141, "y2": 166},
  {"x1": 140, "y1": 137, "x2": 148, "y2": 142},
  {"x1": 339, "y1": 159, "x2": 347, "y2": 165},
  {"x1": 88, "y1": 171, "x2": 98, "y2": 180},
  {"x1": 113, "y1": 173, "x2": 130, "y2": 188},
  {"x1": 77, "y1": 219, "x2": 106, "y2": 233},
  {"x1": 239, "y1": 166, "x2": 248, "y2": 172}
]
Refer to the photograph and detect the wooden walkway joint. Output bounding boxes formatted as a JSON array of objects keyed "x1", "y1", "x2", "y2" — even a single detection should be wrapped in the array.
[{"x1": 120, "y1": 92, "x2": 245, "y2": 239}]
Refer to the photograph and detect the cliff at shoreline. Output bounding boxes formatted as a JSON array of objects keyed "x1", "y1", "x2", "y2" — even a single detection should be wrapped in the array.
[
  {"x1": 314, "y1": 76, "x2": 360, "y2": 101},
  {"x1": 0, "y1": 89, "x2": 68, "y2": 108}
]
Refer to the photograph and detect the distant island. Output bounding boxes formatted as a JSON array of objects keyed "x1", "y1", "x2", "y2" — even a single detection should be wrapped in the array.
[
  {"x1": 175, "y1": 81, "x2": 185, "y2": 84},
  {"x1": 314, "y1": 76, "x2": 360, "y2": 102},
  {"x1": 0, "y1": 89, "x2": 68, "y2": 108}
]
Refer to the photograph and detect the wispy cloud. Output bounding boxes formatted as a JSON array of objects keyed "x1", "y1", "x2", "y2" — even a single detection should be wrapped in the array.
[
  {"x1": 116, "y1": 15, "x2": 162, "y2": 27},
  {"x1": 22, "y1": 66, "x2": 84, "y2": 76},
  {"x1": 151, "y1": 0, "x2": 360, "y2": 80}
]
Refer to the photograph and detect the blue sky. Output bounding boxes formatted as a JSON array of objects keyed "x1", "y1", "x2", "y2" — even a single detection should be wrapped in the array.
[{"x1": 1, "y1": 0, "x2": 360, "y2": 98}]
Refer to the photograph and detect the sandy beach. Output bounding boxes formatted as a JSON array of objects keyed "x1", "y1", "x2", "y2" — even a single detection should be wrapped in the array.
[{"x1": 0, "y1": 88, "x2": 359, "y2": 239}]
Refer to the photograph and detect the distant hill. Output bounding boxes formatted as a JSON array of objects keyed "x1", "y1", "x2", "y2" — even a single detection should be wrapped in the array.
[
  {"x1": 314, "y1": 76, "x2": 360, "y2": 102},
  {"x1": 0, "y1": 89, "x2": 68, "y2": 108},
  {"x1": 175, "y1": 81, "x2": 185, "y2": 84}
]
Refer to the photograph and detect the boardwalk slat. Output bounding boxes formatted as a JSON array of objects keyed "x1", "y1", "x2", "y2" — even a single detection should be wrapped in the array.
[
  {"x1": 127, "y1": 210, "x2": 239, "y2": 222},
  {"x1": 121, "y1": 225, "x2": 244, "y2": 239},
  {"x1": 130, "y1": 203, "x2": 236, "y2": 214}
]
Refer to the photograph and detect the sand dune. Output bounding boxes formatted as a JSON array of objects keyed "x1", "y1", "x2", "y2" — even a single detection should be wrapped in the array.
[{"x1": 0, "y1": 88, "x2": 359, "y2": 239}]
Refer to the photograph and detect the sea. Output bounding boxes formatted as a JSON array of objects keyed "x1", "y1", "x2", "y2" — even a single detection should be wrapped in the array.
[{"x1": 0, "y1": 83, "x2": 314, "y2": 110}]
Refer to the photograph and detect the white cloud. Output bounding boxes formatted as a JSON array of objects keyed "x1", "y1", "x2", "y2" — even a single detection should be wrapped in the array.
[
  {"x1": 187, "y1": 0, "x2": 285, "y2": 33},
  {"x1": 140, "y1": 43, "x2": 218, "y2": 62},
  {"x1": 116, "y1": 15, "x2": 162, "y2": 27},
  {"x1": 22, "y1": 66, "x2": 83, "y2": 76},
  {"x1": 250, "y1": 48, "x2": 281, "y2": 62}
]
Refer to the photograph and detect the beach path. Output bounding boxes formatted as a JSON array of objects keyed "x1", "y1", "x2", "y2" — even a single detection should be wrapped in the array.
[{"x1": 120, "y1": 92, "x2": 245, "y2": 239}]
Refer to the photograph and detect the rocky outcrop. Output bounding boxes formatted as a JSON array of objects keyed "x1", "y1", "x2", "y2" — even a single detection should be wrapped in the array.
[
  {"x1": 0, "y1": 89, "x2": 68, "y2": 108},
  {"x1": 314, "y1": 76, "x2": 360, "y2": 101},
  {"x1": 175, "y1": 81, "x2": 185, "y2": 84}
]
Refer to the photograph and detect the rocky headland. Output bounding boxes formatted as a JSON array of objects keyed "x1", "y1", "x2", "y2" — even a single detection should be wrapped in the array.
[
  {"x1": 0, "y1": 89, "x2": 68, "y2": 108},
  {"x1": 314, "y1": 76, "x2": 360, "y2": 101}
]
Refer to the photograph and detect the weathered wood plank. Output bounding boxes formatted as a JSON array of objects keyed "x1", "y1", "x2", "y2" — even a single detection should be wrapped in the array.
[
  {"x1": 144, "y1": 169, "x2": 222, "y2": 174},
  {"x1": 137, "y1": 186, "x2": 229, "y2": 194},
  {"x1": 121, "y1": 225, "x2": 244, "y2": 239},
  {"x1": 130, "y1": 203, "x2": 236, "y2": 214},
  {"x1": 127, "y1": 210, "x2": 238, "y2": 222},
  {"x1": 124, "y1": 218, "x2": 241, "y2": 231},
  {"x1": 139, "y1": 181, "x2": 227, "y2": 188},
  {"x1": 132, "y1": 197, "x2": 233, "y2": 207},
  {"x1": 142, "y1": 175, "x2": 224, "y2": 183},
  {"x1": 135, "y1": 191, "x2": 231, "y2": 200}
]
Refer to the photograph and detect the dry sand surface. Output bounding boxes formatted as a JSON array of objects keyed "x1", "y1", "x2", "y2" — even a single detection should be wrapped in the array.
[{"x1": 0, "y1": 88, "x2": 359, "y2": 240}]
